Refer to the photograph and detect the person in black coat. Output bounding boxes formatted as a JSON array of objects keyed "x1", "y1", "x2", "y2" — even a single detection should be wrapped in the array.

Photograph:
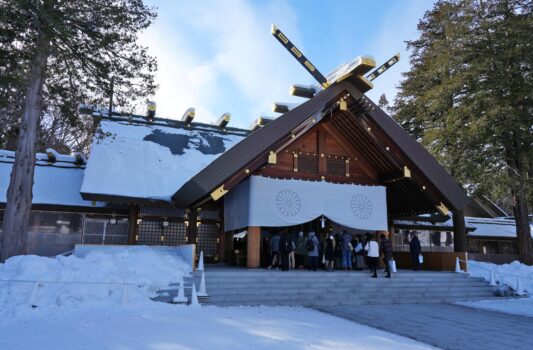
[
  {"x1": 379, "y1": 234, "x2": 393, "y2": 278},
  {"x1": 278, "y1": 230, "x2": 291, "y2": 271},
  {"x1": 324, "y1": 235, "x2": 335, "y2": 271},
  {"x1": 409, "y1": 233, "x2": 422, "y2": 271}
]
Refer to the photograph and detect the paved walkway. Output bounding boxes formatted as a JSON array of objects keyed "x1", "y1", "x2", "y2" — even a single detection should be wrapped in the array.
[{"x1": 317, "y1": 303, "x2": 533, "y2": 350}]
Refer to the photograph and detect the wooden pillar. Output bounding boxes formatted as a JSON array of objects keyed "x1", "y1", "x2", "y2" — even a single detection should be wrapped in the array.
[
  {"x1": 225, "y1": 231, "x2": 234, "y2": 264},
  {"x1": 187, "y1": 208, "x2": 198, "y2": 245},
  {"x1": 453, "y1": 208, "x2": 467, "y2": 252},
  {"x1": 127, "y1": 205, "x2": 138, "y2": 245},
  {"x1": 318, "y1": 128, "x2": 327, "y2": 174},
  {"x1": 247, "y1": 226, "x2": 261, "y2": 268},
  {"x1": 388, "y1": 220, "x2": 395, "y2": 243},
  {"x1": 218, "y1": 229, "x2": 226, "y2": 263}
]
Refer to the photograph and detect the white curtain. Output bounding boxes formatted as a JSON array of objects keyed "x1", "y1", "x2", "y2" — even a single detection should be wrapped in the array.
[{"x1": 224, "y1": 176, "x2": 387, "y2": 232}]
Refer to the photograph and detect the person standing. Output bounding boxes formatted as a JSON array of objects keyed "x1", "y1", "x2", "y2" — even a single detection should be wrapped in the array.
[
  {"x1": 295, "y1": 231, "x2": 307, "y2": 268},
  {"x1": 341, "y1": 230, "x2": 353, "y2": 270},
  {"x1": 410, "y1": 233, "x2": 422, "y2": 271},
  {"x1": 324, "y1": 234, "x2": 335, "y2": 271},
  {"x1": 279, "y1": 230, "x2": 290, "y2": 271},
  {"x1": 306, "y1": 231, "x2": 320, "y2": 271},
  {"x1": 288, "y1": 231, "x2": 296, "y2": 270},
  {"x1": 353, "y1": 236, "x2": 365, "y2": 270},
  {"x1": 334, "y1": 232, "x2": 343, "y2": 269},
  {"x1": 365, "y1": 235, "x2": 380, "y2": 278},
  {"x1": 267, "y1": 231, "x2": 280, "y2": 270},
  {"x1": 380, "y1": 234, "x2": 393, "y2": 278}
]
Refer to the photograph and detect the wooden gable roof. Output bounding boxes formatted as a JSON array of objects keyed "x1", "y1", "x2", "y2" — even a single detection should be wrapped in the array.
[{"x1": 172, "y1": 81, "x2": 469, "y2": 217}]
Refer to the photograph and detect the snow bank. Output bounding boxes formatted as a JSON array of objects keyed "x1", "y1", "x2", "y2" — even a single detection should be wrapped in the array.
[
  {"x1": 468, "y1": 260, "x2": 533, "y2": 294},
  {"x1": 0, "y1": 246, "x2": 191, "y2": 318},
  {"x1": 459, "y1": 260, "x2": 533, "y2": 317}
]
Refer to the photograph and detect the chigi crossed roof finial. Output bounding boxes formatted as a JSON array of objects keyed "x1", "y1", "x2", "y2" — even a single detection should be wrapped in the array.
[{"x1": 271, "y1": 24, "x2": 400, "y2": 97}]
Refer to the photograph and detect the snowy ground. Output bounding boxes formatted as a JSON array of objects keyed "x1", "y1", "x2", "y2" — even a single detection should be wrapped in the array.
[
  {"x1": 459, "y1": 260, "x2": 533, "y2": 317},
  {"x1": 0, "y1": 248, "x2": 438, "y2": 350},
  {"x1": 0, "y1": 304, "x2": 437, "y2": 350}
]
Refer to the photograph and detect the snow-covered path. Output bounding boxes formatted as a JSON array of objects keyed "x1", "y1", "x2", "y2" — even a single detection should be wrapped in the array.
[{"x1": 0, "y1": 304, "x2": 436, "y2": 350}]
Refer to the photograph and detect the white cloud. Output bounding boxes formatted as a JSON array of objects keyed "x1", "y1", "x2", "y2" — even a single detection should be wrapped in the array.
[
  {"x1": 140, "y1": 0, "x2": 434, "y2": 126},
  {"x1": 140, "y1": 0, "x2": 309, "y2": 128}
]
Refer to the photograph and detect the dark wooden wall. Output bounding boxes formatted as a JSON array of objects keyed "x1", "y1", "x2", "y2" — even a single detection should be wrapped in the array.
[{"x1": 256, "y1": 122, "x2": 379, "y2": 185}]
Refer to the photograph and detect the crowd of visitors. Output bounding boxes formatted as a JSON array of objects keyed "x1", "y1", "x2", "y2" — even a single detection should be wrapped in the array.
[{"x1": 265, "y1": 229, "x2": 416, "y2": 278}]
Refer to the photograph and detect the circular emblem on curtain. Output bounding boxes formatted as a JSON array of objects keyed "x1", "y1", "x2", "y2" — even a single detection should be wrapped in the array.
[
  {"x1": 275, "y1": 189, "x2": 301, "y2": 217},
  {"x1": 351, "y1": 194, "x2": 373, "y2": 219}
]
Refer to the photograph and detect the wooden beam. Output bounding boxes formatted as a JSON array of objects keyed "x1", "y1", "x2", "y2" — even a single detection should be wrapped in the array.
[
  {"x1": 379, "y1": 167, "x2": 411, "y2": 183},
  {"x1": 187, "y1": 208, "x2": 198, "y2": 245},
  {"x1": 128, "y1": 205, "x2": 138, "y2": 245},
  {"x1": 318, "y1": 127, "x2": 327, "y2": 174},
  {"x1": 247, "y1": 226, "x2": 261, "y2": 268},
  {"x1": 453, "y1": 208, "x2": 467, "y2": 252}
]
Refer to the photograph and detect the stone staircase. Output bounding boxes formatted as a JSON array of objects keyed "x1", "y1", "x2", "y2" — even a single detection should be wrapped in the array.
[{"x1": 154, "y1": 267, "x2": 506, "y2": 306}]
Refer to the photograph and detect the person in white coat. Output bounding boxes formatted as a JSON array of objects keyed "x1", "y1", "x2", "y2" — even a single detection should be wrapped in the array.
[{"x1": 365, "y1": 235, "x2": 380, "y2": 278}]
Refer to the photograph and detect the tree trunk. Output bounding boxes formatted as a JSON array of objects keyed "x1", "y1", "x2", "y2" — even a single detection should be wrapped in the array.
[
  {"x1": 0, "y1": 30, "x2": 50, "y2": 262},
  {"x1": 512, "y1": 181, "x2": 532, "y2": 265}
]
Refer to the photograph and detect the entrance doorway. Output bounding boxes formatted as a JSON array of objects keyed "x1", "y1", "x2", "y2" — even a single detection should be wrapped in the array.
[{"x1": 256, "y1": 217, "x2": 379, "y2": 269}]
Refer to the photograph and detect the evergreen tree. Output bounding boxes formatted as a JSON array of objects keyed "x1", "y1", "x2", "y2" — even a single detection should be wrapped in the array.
[
  {"x1": 394, "y1": 0, "x2": 532, "y2": 264},
  {"x1": 378, "y1": 93, "x2": 391, "y2": 114},
  {"x1": 0, "y1": 0, "x2": 157, "y2": 261}
]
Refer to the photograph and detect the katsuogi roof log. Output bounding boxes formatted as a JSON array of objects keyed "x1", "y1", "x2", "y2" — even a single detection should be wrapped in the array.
[
  {"x1": 216, "y1": 113, "x2": 231, "y2": 128},
  {"x1": 181, "y1": 108, "x2": 195, "y2": 123},
  {"x1": 290, "y1": 84, "x2": 316, "y2": 98}
]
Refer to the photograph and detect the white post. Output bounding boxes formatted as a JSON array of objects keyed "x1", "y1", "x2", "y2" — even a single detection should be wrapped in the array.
[
  {"x1": 455, "y1": 257, "x2": 462, "y2": 273},
  {"x1": 121, "y1": 284, "x2": 128, "y2": 305},
  {"x1": 516, "y1": 276, "x2": 524, "y2": 296},
  {"x1": 489, "y1": 270, "x2": 496, "y2": 286},
  {"x1": 198, "y1": 251, "x2": 204, "y2": 271},
  {"x1": 28, "y1": 282, "x2": 40, "y2": 307},
  {"x1": 190, "y1": 283, "x2": 200, "y2": 307},
  {"x1": 197, "y1": 270, "x2": 208, "y2": 297},
  {"x1": 173, "y1": 278, "x2": 188, "y2": 304}
]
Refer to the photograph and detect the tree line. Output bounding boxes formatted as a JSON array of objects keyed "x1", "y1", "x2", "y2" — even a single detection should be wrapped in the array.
[
  {"x1": 0, "y1": 0, "x2": 157, "y2": 261},
  {"x1": 385, "y1": 0, "x2": 532, "y2": 264}
]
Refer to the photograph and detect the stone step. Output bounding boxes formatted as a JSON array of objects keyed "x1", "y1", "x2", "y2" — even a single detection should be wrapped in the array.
[
  {"x1": 204, "y1": 279, "x2": 484, "y2": 287},
  {"x1": 203, "y1": 282, "x2": 489, "y2": 291},
  {"x1": 207, "y1": 289, "x2": 497, "y2": 300},
  {"x1": 159, "y1": 269, "x2": 501, "y2": 306},
  {"x1": 203, "y1": 289, "x2": 496, "y2": 298},
  {"x1": 204, "y1": 275, "x2": 484, "y2": 282},
  {"x1": 206, "y1": 294, "x2": 502, "y2": 307}
]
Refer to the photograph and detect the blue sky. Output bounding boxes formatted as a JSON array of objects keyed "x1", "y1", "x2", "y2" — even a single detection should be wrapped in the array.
[{"x1": 141, "y1": 0, "x2": 435, "y2": 128}]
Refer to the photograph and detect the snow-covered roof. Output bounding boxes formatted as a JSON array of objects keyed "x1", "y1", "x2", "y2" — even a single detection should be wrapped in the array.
[
  {"x1": 81, "y1": 117, "x2": 248, "y2": 203},
  {"x1": 0, "y1": 150, "x2": 105, "y2": 208},
  {"x1": 394, "y1": 215, "x2": 533, "y2": 239},
  {"x1": 466, "y1": 217, "x2": 533, "y2": 238}
]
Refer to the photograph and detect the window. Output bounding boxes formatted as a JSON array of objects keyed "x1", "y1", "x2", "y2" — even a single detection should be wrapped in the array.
[
  {"x1": 29, "y1": 212, "x2": 82, "y2": 234},
  {"x1": 297, "y1": 155, "x2": 318, "y2": 173},
  {"x1": 327, "y1": 158, "x2": 345, "y2": 176},
  {"x1": 393, "y1": 229, "x2": 454, "y2": 252},
  {"x1": 197, "y1": 223, "x2": 219, "y2": 257}
]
